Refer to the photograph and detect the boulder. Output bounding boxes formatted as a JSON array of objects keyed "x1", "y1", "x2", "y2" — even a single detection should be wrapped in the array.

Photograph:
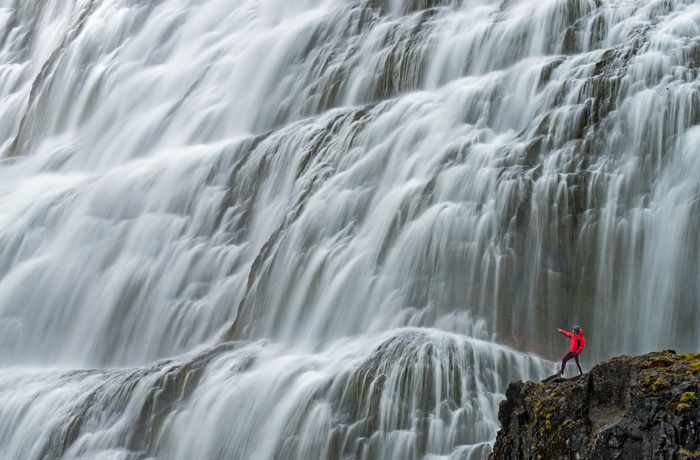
[{"x1": 490, "y1": 350, "x2": 700, "y2": 459}]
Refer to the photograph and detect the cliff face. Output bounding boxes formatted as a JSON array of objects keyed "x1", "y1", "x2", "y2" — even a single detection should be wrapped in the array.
[{"x1": 490, "y1": 351, "x2": 700, "y2": 460}]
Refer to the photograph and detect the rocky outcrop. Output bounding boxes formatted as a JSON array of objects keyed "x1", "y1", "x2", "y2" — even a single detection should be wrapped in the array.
[{"x1": 490, "y1": 351, "x2": 700, "y2": 460}]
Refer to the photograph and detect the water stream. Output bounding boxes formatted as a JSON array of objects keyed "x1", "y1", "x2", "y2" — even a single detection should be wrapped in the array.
[{"x1": 0, "y1": 0, "x2": 698, "y2": 458}]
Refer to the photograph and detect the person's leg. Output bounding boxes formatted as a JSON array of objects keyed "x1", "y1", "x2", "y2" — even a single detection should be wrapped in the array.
[
  {"x1": 559, "y1": 352, "x2": 575, "y2": 373},
  {"x1": 574, "y1": 353, "x2": 583, "y2": 374}
]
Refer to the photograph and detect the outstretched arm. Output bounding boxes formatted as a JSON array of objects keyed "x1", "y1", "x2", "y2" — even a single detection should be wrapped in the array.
[{"x1": 558, "y1": 328, "x2": 573, "y2": 337}]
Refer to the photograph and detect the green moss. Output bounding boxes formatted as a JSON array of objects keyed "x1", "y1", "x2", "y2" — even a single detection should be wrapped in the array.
[
  {"x1": 681, "y1": 392, "x2": 697, "y2": 403},
  {"x1": 535, "y1": 400, "x2": 543, "y2": 413},
  {"x1": 676, "y1": 447, "x2": 700, "y2": 459},
  {"x1": 677, "y1": 403, "x2": 690, "y2": 413},
  {"x1": 640, "y1": 374, "x2": 671, "y2": 392},
  {"x1": 652, "y1": 377, "x2": 670, "y2": 391},
  {"x1": 541, "y1": 413, "x2": 553, "y2": 431},
  {"x1": 678, "y1": 353, "x2": 700, "y2": 372},
  {"x1": 641, "y1": 357, "x2": 676, "y2": 369}
]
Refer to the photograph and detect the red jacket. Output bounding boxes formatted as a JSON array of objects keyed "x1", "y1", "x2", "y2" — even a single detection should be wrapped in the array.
[{"x1": 561, "y1": 329, "x2": 585, "y2": 353}]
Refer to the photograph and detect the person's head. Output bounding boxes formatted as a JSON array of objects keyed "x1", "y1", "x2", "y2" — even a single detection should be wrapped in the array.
[{"x1": 573, "y1": 325, "x2": 581, "y2": 334}]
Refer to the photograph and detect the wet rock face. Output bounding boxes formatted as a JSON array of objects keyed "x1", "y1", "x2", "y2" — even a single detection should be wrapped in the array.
[{"x1": 490, "y1": 351, "x2": 700, "y2": 460}]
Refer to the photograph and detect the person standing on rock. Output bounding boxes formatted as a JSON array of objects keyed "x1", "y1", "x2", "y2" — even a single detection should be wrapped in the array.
[{"x1": 556, "y1": 325, "x2": 585, "y2": 375}]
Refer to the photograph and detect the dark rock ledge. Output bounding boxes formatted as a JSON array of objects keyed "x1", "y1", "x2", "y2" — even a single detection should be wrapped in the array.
[{"x1": 490, "y1": 351, "x2": 700, "y2": 460}]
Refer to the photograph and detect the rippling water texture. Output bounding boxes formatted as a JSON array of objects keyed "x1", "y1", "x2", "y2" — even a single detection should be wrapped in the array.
[{"x1": 0, "y1": 0, "x2": 698, "y2": 458}]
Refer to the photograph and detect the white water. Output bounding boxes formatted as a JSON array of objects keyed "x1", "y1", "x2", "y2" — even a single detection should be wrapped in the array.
[{"x1": 0, "y1": 0, "x2": 698, "y2": 458}]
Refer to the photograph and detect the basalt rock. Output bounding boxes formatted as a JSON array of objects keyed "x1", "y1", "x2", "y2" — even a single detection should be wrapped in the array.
[{"x1": 490, "y1": 350, "x2": 700, "y2": 460}]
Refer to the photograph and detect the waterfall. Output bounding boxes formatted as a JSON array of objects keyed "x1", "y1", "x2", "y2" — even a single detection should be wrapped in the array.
[{"x1": 0, "y1": 0, "x2": 698, "y2": 458}]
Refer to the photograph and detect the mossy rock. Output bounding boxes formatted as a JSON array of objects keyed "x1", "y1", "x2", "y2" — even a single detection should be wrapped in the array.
[
  {"x1": 492, "y1": 350, "x2": 700, "y2": 460},
  {"x1": 677, "y1": 403, "x2": 691, "y2": 413},
  {"x1": 676, "y1": 447, "x2": 700, "y2": 459},
  {"x1": 640, "y1": 356, "x2": 676, "y2": 369}
]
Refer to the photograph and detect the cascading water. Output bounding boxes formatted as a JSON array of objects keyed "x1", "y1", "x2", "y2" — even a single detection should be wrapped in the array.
[{"x1": 0, "y1": 0, "x2": 698, "y2": 458}]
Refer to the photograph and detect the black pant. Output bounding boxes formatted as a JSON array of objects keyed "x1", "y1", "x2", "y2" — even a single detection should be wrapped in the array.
[{"x1": 560, "y1": 351, "x2": 583, "y2": 375}]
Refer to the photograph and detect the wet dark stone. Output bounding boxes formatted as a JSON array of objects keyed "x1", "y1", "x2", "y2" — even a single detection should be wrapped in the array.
[{"x1": 490, "y1": 351, "x2": 700, "y2": 460}]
